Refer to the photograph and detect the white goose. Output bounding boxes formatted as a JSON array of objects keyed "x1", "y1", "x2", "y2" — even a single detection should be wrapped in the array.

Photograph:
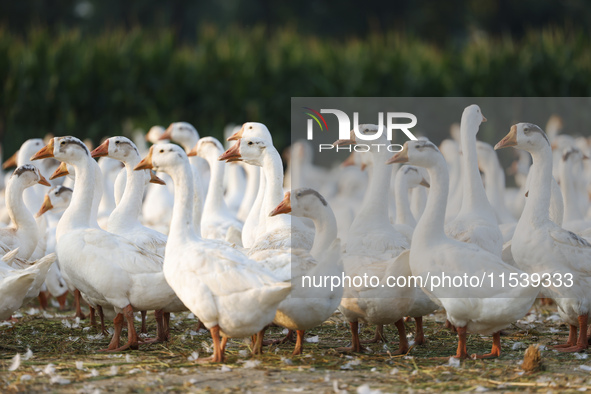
[
  {"x1": 267, "y1": 188, "x2": 343, "y2": 355},
  {"x1": 557, "y1": 147, "x2": 591, "y2": 234},
  {"x1": 0, "y1": 251, "x2": 56, "y2": 320},
  {"x1": 134, "y1": 143, "x2": 291, "y2": 363},
  {"x1": 36, "y1": 185, "x2": 73, "y2": 310},
  {"x1": 331, "y1": 126, "x2": 413, "y2": 352},
  {"x1": 220, "y1": 136, "x2": 314, "y2": 253},
  {"x1": 445, "y1": 105, "x2": 503, "y2": 257},
  {"x1": 160, "y1": 122, "x2": 206, "y2": 235},
  {"x1": 188, "y1": 137, "x2": 243, "y2": 241},
  {"x1": 226, "y1": 122, "x2": 272, "y2": 248},
  {"x1": 389, "y1": 140, "x2": 538, "y2": 359},
  {"x1": 142, "y1": 125, "x2": 174, "y2": 234},
  {"x1": 91, "y1": 137, "x2": 168, "y2": 255},
  {"x1": 32, "y1": 137, "x2": 178, "y2": 352},
  {"x1": 0, "y1": 165, "x2": 51, "y2": 260},
  {"x1": 394, "y1": 165, "x2": 430, "y2": 243},
  {"x1": 496, "y1": 123, "x2": 591, "y2": 352}
]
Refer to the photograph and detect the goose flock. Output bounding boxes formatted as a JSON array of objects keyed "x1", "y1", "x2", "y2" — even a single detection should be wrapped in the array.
[{"x1": 1, "y1": 105, "x2": 590, "y2": 362}]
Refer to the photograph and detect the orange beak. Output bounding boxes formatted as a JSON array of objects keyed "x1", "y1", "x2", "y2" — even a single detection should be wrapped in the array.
[
  {"x1": 90, "y1": 140, "x2": 109, "y2": 158},
  {"x1": 341, "y1": 152, "x2": 356, "y2": 167},
  {"x1": 35, "y1": 195, "x2": 53, "y2": 218},
  {"x1": 38, "y1": 173, "x2": 51, "y2": 187},
  {"x1": 2, "y1": 150, "x2": 18, "y2": 169},
  {"x1": 31, "y1": 139, "x2": 55, "y2": 161},
  {"x1": 218, "y1": 140, "x2": 241, "y2": 162},
  {"x1": 269, "y1": 192, "x2": 291, "y2": 216},
  {"x1": 149, "y1": 171, "x2": 166, "y2": 185},
  {"x1": 227, "y1": 124, "x2": 244, "y2": 141},
  {"x1": 482, "y1": 116, "x2": 487, "y2": 122},
  {"x1": 386, "y1": 145, "x2": 409, "y2": 164},
  {"x1": 134, "y1": 146, "x2": 154, "y2": 171},
  {"x1": 494, "y1": 125, "x2": 518, "y2": 150},
  {"x1": 50, "y1": 162, "x2": 69, "y2": 180},
  {"x1": 159, "y1": 124, "x2": 173, "y2": 141},
  {"x1": 187, "y1": 143, "x2": 198, "y2": 157}
]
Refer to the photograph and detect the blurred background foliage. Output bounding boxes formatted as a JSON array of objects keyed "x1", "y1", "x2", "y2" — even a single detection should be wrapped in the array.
[{"x1": 1, "y1": 0, "x2": 591, "y2": 154}]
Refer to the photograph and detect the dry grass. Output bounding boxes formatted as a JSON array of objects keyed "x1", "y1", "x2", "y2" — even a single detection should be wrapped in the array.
[{"x1": 1, "y1": 298, "x2": 591, "y2": 393}]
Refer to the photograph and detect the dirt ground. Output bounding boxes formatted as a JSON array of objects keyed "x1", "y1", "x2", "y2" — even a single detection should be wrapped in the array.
[{"x1": 1, "y1": 298, "x2": 591, "y2": 393}]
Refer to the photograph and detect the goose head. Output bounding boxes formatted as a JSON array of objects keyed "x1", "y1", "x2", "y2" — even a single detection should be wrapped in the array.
[
  {"x1": 461, "y1": 105, "x2": 487, "y2": 135},
  {"x1": 134, "y1": 143, "x2": 188, "y2": 174},
  {"x1": 399, "y1": 165, "x2": 430, "y2": 188},
  {"x1": 9, "y1": 164, "x2": 51, "y2": 190},
  {"x1": 227, "y1": 122, "x2": 272, "y2": 143},
  {"x1": 31, "y1": 136, "x2": 92, "y2": 166},
  {"x1": 91, "y1": 136, "x2": 141, "y2": 164},
  {"x1": 159, "y1": 122, "x2": 199, "y2": 151},
  {"x1": 187, "y1": 136, "x2": 224, "y2": 162},
  {"x1": 494, "y1": 123, "x2": 550, "y2": 154},
  {"x1": 387, "y1": 140, "x2": 444, "y2": 169},
  {"x1": 146, "y1": 125, "x2": 166, "y2": 143},
  {"x1": 3, "y1": 139, "x2": 45, "y2": 169},
  {"x1": 36, "y1": 185, "x2": 73, "y2": 217},
  {"x1": 219, "y1": 137, "x2": 270, "y2": 166},
  {"x1": 269, "y1": 188, "x2": 329, "y2": 218}
]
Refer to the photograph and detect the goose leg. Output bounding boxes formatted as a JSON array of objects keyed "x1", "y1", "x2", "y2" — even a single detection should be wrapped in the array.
[
  {"x1": 74, "y1": 289, "x2": 86, "y2": 319},
  {"x1": 140, "y1": 311, "x2": 147, "y2": 334},
  {"x1": 471, "y1": 331, "x2": 501, "y2": 359},
  {"x1": 337, "y1": 321, "x2": 362, "y2": 353},
  {"x1": 554, "y1": 325, "x2": 577, "y2": 348},
  {"x1": 56, "y1": 291, "x2": 68, "y2": 311},
  {"x1": 89, "y1": 307, "x2": 96, "y2": 328},
  {"x1": 413, "y1": 316, "x2": 425, "y2": 345},
  {"x1": 97, "y1": 305, "x2": 107, "y2": 336},
  {"x1": 103, "y1": 305, "x2": 139, "y2": 352},
  {"x1": 391, "y1": 318, "x2": 409, "y2": 355},
  {"x1": 163, "y1": 312, "x2": 171, "y2": 341},
  {"x1": 292, "y1": 330, "x2": 305, "y2": 355},
  {"x1": 361, "y1": 325, "x2": 387, "y2": 344},
  {"x1": 252, "y1": 328, "x2": 266, "y2": 355},
  {"x1": 196, "y1": 325, "x2": 223, "y2": 363},
  {"x1": 556, "y1": 315, "x2": 588, "y2": 352},
  {"x1": 141, "y1": 310, "x2": 166, "y2": 343},
  {"x1": 444, "y1": 319, "x2": 457, "y2": 333},
  {"x1": 451, "y1": 326, "x2": 468, "y2": 359},
  {"x1": 37, "y1": 291, "x2": 49, "y2": 310},
  {"x1": 99, "y1": 313, "x2": 123, "y2": 351}
]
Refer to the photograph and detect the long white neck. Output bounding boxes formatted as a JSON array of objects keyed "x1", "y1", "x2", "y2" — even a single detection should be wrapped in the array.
[
  {"x1": 559, "y1": 160, "x2": 583, "y2": 222},
  {"x1": 481, "y1": 156, "x2": 511, "y2": 218},
  {"x1": 6, "y1": 180, "x2": 38, "y2": 241},
  {"x1": 238, "y1": 164, "x2": 260, "y2": 221},
  {"x1": 168, "y1": 161, "x2": 198, "y2": 243},
  {"x1": 308, "y1": 205, "x2": 338, "y2": 259},
  {"x1": 261, "y1": 148, "x2": 290, "y2": 228},
  {"x1": 458, "y1": 129, "x2": 495, "y2": 222},
  {"x1": 108, "y1": 157, "x2": 144, "y2": 231},
  {"x1": 57, "y1": 158, "x2": 96, "y2": 240},
  {"x1": 352, "y1": 159, "x2": 392, "y2": 229},
  {"x1": 394, "y1": 175, "x2": 416, "y2": 227},
  {"x1": 203, "y1": 155, "x2": 229, "y2": 215},
  {"x1": 413, "y1": 159, "x2": 449, "y2": 246},
  {"x1": 520, "y1": 145, "x2": 553, "y2": 227}
]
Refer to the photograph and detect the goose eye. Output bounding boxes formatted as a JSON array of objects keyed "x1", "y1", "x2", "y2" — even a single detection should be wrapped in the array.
[
  {"x1": 115, "y1": 141, "x2": 120, "y2": 144},
  {"x1": 297, "y1": 193, "x2": 302, "y2": 197},
  {"x1": 249, "y1": 126, "x2": 253, "y2": 129},
  {"x1": 61, "y1": 141, "x2": 65, "y2": 145},
  {"x1": 159, "y1": 149, "x2": 164, "y2": 153},
  {"x1": 248, "y1": 141, "x2": 253, "y2": 145}
]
